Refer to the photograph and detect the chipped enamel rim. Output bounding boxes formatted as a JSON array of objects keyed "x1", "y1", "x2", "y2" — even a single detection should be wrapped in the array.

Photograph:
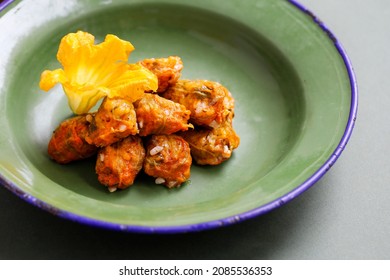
[{"x1": 0, "y1": 0, "x2": 358, "y2": 234}]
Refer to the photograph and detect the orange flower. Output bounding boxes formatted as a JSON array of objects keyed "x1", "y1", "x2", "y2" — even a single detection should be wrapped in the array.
[{"x1": 39, "y1": 31, "x2": 158, "y2": 114}]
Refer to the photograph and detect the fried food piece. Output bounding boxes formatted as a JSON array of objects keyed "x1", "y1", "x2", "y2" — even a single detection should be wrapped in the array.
[
  {"x1": 85, "y1": 97, "x2": 138, "y2": 147},
  {"x1": 161, "y1": 79, "x2": 235, "y2": 127},
  {"x1": 134, "y1": 93, "x2": 192, "y2": 136},
  {"x1": 48, "y1": 115, "x2": 98, "y2": 164},
  {"x1": 138, "y1": 56, "x2": 183, "y2": 93},
  {"x1": 143, "y1": 134, "x2": 192, "y2": 188},
  {"x1": 95, "y1": 136, "x2": 145, "y2": 191},
  {"x1": 179, "y1": 121, "x2": 240, "y2": 165}
]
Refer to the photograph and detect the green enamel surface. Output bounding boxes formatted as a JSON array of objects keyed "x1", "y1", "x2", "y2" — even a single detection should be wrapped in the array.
[{"x1": 0, "y1": 0, "x2": 351, "y2": 227}]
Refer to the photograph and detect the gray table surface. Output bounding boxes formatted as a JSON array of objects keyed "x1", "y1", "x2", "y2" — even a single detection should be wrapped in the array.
[{"x1": 1, "y1": 0, "x2": 389, "y2": 260}]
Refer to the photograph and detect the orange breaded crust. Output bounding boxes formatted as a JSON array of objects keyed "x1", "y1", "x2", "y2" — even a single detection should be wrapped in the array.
[
  {"x1": 161, "y1": 79, "x2": 234, "y2": 127},
  {"x1": 85, "y1": 97, "x2": 138, "y2": 147},
  {"x1": 179, "y1": 121, "x2": 240, "y2": 166},
  {"x1": 143, "y1": 134, "x2": 192, "y2": 188},
  {"x1": 48, "y1": 115, "x2": 98, "y2": 164},
  {"x1": 134, "y1": 93, "x2": 192, "y2": 136},
  {"x1": 138, "y1": 56, "x2": 183, "y2": 93},
  {"x1": 96, "y1": 135, "x2": 145, "y2": 190}
]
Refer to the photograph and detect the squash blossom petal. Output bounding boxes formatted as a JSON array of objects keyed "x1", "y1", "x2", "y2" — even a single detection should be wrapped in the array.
[{"x1": 39, "y1": 31, "x2": 158, "y2": 114}]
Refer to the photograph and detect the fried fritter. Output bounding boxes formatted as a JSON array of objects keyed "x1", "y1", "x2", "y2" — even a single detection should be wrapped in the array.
[
  {"x1": 143, "y1": 134, "x2": 192, "y2": 188},
  {"x1": 179, "y1": 121, "x2": 240, "y2": 165},
  {"x1": 134, "y1": 93, "x2": 192, "y2": 136},
  {"x1": 138, "y1": 56, "x2": 183, "y2": 93},
  {"x1": 48, "y1": 115, "x2": 98, "y2": 164},
  {"x1": 161, "y1": 79, "x2": 235, "y2": 127},
  {"x1": 95, "y1": 135, "x2": 145, "y2": 191},
  {"x1": 85, "y1": 97, "x2": 138, "y2": 147}
]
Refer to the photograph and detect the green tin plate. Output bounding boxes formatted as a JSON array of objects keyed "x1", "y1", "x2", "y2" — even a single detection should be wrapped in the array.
[{"x1": 0, "y1": 0, "x2": 357, "y2": 233}]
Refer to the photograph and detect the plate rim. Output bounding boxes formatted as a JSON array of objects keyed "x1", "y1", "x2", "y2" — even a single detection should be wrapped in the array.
[
  {"x1": 0, "y1": 0, "x2": 13, "y2": 12},
  {"x1": 0, "y1": 0, "x2": 358, "y2": 234}
]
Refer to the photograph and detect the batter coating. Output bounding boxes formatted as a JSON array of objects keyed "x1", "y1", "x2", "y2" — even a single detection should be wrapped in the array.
[
  {"x1": 143, "y1": 134, "x2": 192, "y2": 188},
  {"x1": 48, "y1": 115, "x2": 98, "y2": 164},
  {"x1": 179, "y1": 121, "x2": 240, "y2": 165},
  {"x1": 138, "y1": 56, "x2": 183, "y2": 93},
  {"x1": 134, "y1": 93, "x2": 192, "y2": 136},
  {"x1": 85, "y1": 97, "x2": 138, "y2": 147},
  {"x1": 161, "y1": 79, "x2": 235, "y2": 127},
  {"x1": 95, "y1": 135, "x2": 145, "y2": 191}
]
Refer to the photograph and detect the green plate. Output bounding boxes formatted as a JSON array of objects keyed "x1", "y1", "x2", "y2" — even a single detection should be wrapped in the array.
[{"x1": 0, "y1": 0, "x2": 357, "y2": 233}]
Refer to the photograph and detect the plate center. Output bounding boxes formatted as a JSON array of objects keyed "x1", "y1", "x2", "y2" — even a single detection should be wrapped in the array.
[{"x1": 5, "y1": 3, "x2": 305, "y2": 207}]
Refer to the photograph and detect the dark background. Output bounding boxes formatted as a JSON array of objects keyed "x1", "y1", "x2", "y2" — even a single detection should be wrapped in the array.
[{"x1": 0, "y1": 176, "x2": 329, "y2": 260}]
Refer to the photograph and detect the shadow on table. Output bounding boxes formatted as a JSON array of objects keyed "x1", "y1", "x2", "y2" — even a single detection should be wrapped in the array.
[{"x1": 0, "y1": 175, "x2": 332, "y2": 260}]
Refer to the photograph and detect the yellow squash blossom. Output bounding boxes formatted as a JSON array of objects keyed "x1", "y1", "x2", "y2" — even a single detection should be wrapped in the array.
[{"x1": 39, "y1": 31, "x2": 158, "y2": 114}]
